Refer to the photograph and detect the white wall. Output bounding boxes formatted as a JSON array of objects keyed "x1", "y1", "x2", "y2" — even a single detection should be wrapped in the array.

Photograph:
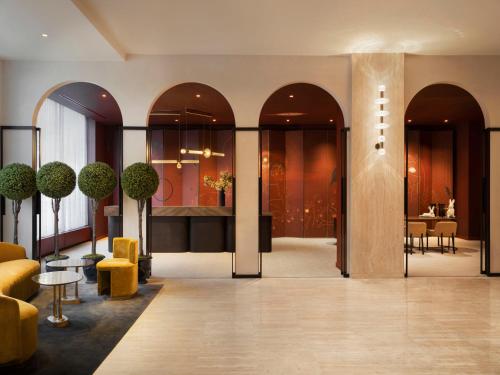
[
  {"x1": 405, "y1": 55, "x2": 500, "y2": 127},
  {"x1": 0, "y1": 60, "x2": 3, "y2": 123},
  {"x1": 2, "y1": 55, "x2": 351, "y2": 127}
]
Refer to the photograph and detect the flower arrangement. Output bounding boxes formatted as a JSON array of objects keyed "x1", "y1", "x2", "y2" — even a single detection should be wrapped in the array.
[{"x1": 204, "y1": 171, "x2": 233, "y2": 192}]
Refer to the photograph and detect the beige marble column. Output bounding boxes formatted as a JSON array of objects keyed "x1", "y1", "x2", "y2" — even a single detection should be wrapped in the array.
[
  {"x1": 489, "y1": 131, "x2": 500, "y2": 273},
  {"x1": 234, "y1": 130, "x2": 260, "y2": 276},
  {"x1": 350, "y1": 53, "x2": 405, "y2": 278}
]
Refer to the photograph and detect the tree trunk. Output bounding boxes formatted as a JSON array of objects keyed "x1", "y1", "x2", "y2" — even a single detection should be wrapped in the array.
[
  {"x1": 91, "y1": 198, "x2": 99, "y2": 255},
  {"x1": 137, "y1": 199, "x2": 145, "y2": 257},
  {"x1": 12, "y1": 200, "x2": 22, "y2": 245},
  {"x1": 52, "y1": 198, "x2": 61, "y2": 257}
]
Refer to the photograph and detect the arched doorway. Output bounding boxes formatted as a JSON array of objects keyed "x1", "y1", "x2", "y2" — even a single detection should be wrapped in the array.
[
  {"x1": 146, "y1": 82, "x2": 236, "y2": 278},
  {"x1": 34, "y1": 82, "x2": 123, "y2": 259},
  {"x1": 259, "y1": 83, "x2": 346, "y2": 277},
  {"x1": 404, "y1": 83, "x2": 486, "y2": 277}
]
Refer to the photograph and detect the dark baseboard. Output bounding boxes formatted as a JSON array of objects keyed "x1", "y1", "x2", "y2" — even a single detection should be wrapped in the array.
[
  {"x1": 232, "y1": 272, "x2": 262, "y2": 279},
  {"x1": 487, "y1": 273, "x2": 500, "y2": 277}
]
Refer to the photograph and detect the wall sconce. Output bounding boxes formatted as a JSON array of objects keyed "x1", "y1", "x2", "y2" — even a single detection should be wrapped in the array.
[{"x1": 375, "y1": 85, "x2": 389, "y2": 155}]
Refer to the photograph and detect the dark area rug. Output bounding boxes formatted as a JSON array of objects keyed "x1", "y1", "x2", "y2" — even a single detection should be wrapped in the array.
[{"x1": 2, "y1": 282, "x2": 162, "y2": 375}]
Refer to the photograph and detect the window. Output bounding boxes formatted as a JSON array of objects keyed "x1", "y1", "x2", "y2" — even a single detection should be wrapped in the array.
[{"x1": 37, "y1": 98, "x2": 88, "y2": 237}]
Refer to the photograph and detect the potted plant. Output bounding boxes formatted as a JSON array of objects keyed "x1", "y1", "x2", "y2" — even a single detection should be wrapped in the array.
[
  {"x1": 36, "y1": 162, "x2": 76, "y2": 266},
  {"x1": 0, "y1": 163, "x2": 37, "y2": 244},
  {"x1": 78, "y1": 162, "x2": 117, "y2": 283},
  {"x1": 203, "y1": 171, "x2": 233, "y2": 207},
  {"x1": 121, "y1": 162, "x2": 159, "y2": 283}
]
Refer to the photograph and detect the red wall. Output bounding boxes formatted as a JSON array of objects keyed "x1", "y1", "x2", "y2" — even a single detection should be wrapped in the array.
[
  {"x1": 151, "y1": 129, "x2": 233, "y2": 207},
  {"x1": 263, "y1": 129, "x2": 336, "y2": 238}
]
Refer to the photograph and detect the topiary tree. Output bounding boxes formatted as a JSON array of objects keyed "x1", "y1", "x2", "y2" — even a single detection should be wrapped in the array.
[
  {"x1": 121, "y1": 162, "x2": 159, "y2": 257},
  {"x1": 0, "y1": 163, "x2": 37, "y2": 244},
  {"x1": 36, "y1": 162, "x2": 76, "y2": 260},
  {"x1": 78, "y1": 162, "x2": 117, "y2": 258}
]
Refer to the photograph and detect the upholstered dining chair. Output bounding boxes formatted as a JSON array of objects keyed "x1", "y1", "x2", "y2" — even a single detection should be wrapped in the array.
[
  {"x1": 427, "y1": 221, "x2": 458, "y2": 254},
  {"x1": 407, "y1": 222, "x2": 427, "y2": 254},
  {"x1": 97, "y1": 238, "x2": 138, "y2": 299}
]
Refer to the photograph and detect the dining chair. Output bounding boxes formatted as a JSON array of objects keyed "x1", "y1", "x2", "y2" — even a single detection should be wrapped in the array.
[
  {"x1": 407, "y1": 222, "x2": 427, "y2": 254},
  {"x1": 427, "y1": 221, "x2": 457, "y2": 254}
]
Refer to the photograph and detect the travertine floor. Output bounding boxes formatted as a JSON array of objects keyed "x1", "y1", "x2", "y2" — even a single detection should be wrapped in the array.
[
  {"x1": 94, "y1": 276, "x2": 500, "y2": 374},
  {"x1": 62, "y1": 237, "x2": 340, "y2": 278},
  {"x1": 406, "y1": 237, "x2": 482, "y2": 277}
]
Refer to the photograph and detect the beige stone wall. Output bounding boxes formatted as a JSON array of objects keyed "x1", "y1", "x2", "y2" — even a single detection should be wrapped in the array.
[{"x1": 350, "y1": 54, "x2": 405, "y2": 278}]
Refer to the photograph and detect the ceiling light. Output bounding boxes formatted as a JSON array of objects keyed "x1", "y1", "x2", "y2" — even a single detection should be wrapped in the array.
[
  {"x1": 203, "y1": 148, "x2": 212, "y2": 158},
  {"x1": 195, "y1": 94, "x2": 201, "y2": 98},
  {"x1": 175, "y1": 119, "x2": 179, "y2": 122},
  {"x1": 329, "y1": 119, "x2": 334, "y2": 123},
  {"x1": 41, "y1": 33, "x2": 48, "y2": 38},
  {"x1": 407, "y1": 119, "x2": 412, "y2": 123},
  {"x1": 289, "y1": 94, "x2": 294, "y2": 98},
  {"x1": 176, "y1": 162, "x2": 182, "y2": 169},
  {"x1": 212, "y1": 118, "x2": 217, "y2": 123},
  {"x1": 180, "y1": 148, "x2": 187, "y2": 154},
  {"x1": 285, "y1": 119, "x2": 290, "y2": 123},
  {"x1": 444, "y1": 119, "x2": 449, "y2": 123},
  {"x1": 101, "y1": 93, "x2": 107, "y2": 99}
]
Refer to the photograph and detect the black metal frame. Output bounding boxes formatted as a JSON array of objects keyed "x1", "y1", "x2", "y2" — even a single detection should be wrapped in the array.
[
  {"x1": 0, "y1": 126, "x2": 41, "y2": 263},
  {"x1": 340, "y1": 127, "x2": 350, "y2": 277}
]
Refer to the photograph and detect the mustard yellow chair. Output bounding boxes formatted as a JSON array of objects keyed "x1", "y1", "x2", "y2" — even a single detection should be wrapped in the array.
[
  {"x1": 97, "y1": 238, "x2": 138, "y2": 299},
  {"x1": 0, "y1": 242, "x2": 40, "y2": 365}
]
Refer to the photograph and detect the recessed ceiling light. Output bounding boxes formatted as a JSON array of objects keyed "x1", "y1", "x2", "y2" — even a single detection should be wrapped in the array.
[
  {"x1": 289, "y1": 94, "x2": 294, "y2": 98},
  {"x1": 195, "y1": 94, "x2": 201, "y2": 98},
  {"x1": 101, "y1": 93, "x2": 107, "y2": 99},
  {"x1": 175, "y1": 119, "x2": 179, "y2": 122},
  {"x1": 407, "y1": 119, "x2": 412, "y2": 123},
  {"x1": 444, "y1": 119, "x2": 449, "y2": 123},
  {"x1": 329, "y1": 119, "x2": 334, "y2": 123},
  {"x1": 41, "y1": 33, "x2": 48, "y2": 38},
  {"x1": 285, "y1": 119, "x2": 290, "y2": 123},
  {"x1": 212, "y1": 118, "x2": 217, "y2": 122}
]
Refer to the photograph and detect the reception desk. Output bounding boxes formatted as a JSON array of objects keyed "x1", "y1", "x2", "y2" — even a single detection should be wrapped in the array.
[{"x1": 104, "y1": 206, "x2": 272, "y2": 253}]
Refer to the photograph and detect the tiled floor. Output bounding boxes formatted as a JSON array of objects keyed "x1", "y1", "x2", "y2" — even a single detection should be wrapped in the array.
[{"x1": 94, "y1": 276, "x2": 500, "y2": 374}]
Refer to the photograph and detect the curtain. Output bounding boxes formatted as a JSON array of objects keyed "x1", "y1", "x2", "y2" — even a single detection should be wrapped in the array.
[{"x1": 38, "y1": 98, "x2": 88, "y2": 237}]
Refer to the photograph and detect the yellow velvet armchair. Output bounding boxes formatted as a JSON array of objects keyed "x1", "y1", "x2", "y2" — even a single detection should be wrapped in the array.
[
  {"x1": 97, "y1": 238, "x2": 138, "y2": 299},
  {"x1": 0, "y1": 242, "x2": 40, "y2": 365}
]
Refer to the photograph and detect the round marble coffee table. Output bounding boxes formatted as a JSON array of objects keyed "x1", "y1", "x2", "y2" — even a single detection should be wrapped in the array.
[
  {"x1": 47, "y1": 258, "x2": 93, "y2": 304},
  {"x1": 32, "y1": 271, "x2": 83, "y2": 327}
]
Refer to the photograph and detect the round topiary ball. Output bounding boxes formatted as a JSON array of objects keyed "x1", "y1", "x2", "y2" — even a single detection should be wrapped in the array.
[
  {"x1": 0, "y1": 163, "x2": 37, "y2": 201},
  {"x1": 78, "y1": 162, "x2": 117, "y2": 201},
  {"x1": 36, "y1": 161, "x2": 76, "y2": 199},
  {"x1": 121, "y1": 162, "x2": 159, "y2": 200}
]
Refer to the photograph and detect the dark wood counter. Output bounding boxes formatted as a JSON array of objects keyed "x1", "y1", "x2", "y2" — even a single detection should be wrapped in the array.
[{"x1": 104, "y1": 206, "x2": 272, "y2": 253}]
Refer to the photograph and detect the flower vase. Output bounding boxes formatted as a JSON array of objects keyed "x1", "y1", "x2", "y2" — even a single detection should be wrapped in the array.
[{"x1": 218, "y1": 190, "x2": 226, "y2": 207}]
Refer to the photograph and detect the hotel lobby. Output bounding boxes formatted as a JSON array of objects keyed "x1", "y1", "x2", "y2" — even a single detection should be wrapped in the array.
[{"x1": 1, "y1": 1, "x2": 500, "y2": 374}]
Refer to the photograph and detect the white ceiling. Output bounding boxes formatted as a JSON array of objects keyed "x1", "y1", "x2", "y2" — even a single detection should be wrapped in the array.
[{"x1": 1, "y1": 0, "x2": 500, "y2": 60}]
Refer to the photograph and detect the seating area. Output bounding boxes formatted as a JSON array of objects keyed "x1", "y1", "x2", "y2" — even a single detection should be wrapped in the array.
[
  {"x1": 406, "y1": 220, "x2": 458, "y2": 254},
  {"x1": 0, "y1": 238, "x2": 142, "y2": 369}
]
